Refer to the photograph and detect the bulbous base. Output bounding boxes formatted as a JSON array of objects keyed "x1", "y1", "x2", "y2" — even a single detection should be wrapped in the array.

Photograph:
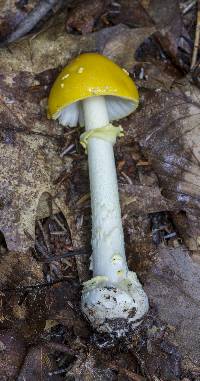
[{"x1": 81, "y1": 271, "x2": 149, "y2": 337}]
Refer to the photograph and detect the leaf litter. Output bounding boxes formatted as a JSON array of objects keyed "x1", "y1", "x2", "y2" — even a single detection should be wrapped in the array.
[{"x1": 0, "y1": 0, "x2": 200, "y2": 379}]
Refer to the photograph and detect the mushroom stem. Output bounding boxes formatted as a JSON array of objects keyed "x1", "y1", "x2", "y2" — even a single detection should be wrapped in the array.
[
  {"x1": 81, "y1": 96, "x2": 149, "y2": 335},
  {"x1": 82, "y1": 96, "x2": 127, "y2": 283}
]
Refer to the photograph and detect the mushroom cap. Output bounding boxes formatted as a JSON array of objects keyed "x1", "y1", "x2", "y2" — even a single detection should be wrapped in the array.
[{"x1": 47, "y1": 53, "x2": 139, "y2": 126}]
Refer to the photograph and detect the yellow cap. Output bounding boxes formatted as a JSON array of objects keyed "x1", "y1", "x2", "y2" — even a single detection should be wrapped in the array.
[{"x1": 48, "y1": 53, "x2": 139, "y2": 119}]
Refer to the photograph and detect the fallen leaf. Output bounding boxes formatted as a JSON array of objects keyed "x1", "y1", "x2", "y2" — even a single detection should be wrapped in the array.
[
  {"x1": 18, "y1": 345, "x2": 62, "y2": 381},
  {"x1": 66, "y1": 0, "x2": 108, "y2": 34},
  {"x1": 66, "y1": 347, "x2": 143, "y2": 381},
  {"x1": 100, "y1": 24, "x2": 156, "y2": 69},
  {"x1": 0, "y1": 250, "x2": 43, "y2": 288},
  {"x1": 0, "y1": 251, "x2": 47, "y2": 338},
  {"x1": 46, "y1": 281, "x2": 90, "y2": 337},
  {"x1": 124, "y1": 80, "x2": 200, "y2": 251},
  {"x1": 132, "y1": 61, "x2": 178, "y2": 90},
  {"x1": 140, "y1": 0, "x2": 192, "y2": 69},
  {"x1": 0, "y1": 62, "x2": 72, "y2": 251},
  {"x1": 0, "y1": 330, "x2": 26, "y2": 380},
  {"x1": 107, "y1": 0, "x2": 153, "y2": 28},
  {"x1": 144, "y1": 246, "x2": 200, "y2": 374},
  {"x1": 120, "y1": 184, "x2": 176, "y2": 215}
]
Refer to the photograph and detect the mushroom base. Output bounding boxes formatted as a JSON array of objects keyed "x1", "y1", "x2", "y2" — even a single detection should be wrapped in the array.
[{"x1": 81, "y1": 271, "x2": 149, "y2": 337}]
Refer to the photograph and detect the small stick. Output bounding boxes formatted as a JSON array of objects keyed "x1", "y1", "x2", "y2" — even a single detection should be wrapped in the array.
[
  {"x1": 35, "y1": 239, "x2": 49, "y2": 257},
  {"x1": 121, "y1": 171, "x2": 133, "y2": 184},
  {"x1": 38, "y1": 221, "x2": 52, "y2": 256},
  {"x1": 64, "y1": 128, "x2": 78, "y2": 137},
  {"x1": 52, "y1": 214, "x2": 68, "y2": 232},
  {"x1": 50, "y1": 231, "x2": 66, "y2": 235},
  {"x1": 60, "y1": 143, "x2": 75, "y2": 157},
  {"x1": 37, "y1": 248, "x2": 90, "y2": 263},
  {"x1": 48, "y1": 368, "x2": 69, "y2": 376},
  {"x1": 4, "y1": 0, "x2": 60, "y2": 45},
  {"x1": 191, "y1": 0, "x2": 200, "y2": 69},
  {"x1": 2, "y1": 277, "x2": 75, "y2": 293},
  {"x1": 164, "y1": 232, "x2": 177, "y2": 239}
]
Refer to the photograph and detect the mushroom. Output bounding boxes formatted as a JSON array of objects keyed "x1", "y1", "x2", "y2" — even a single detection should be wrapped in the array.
[{"x1": 48, "y1": 53, "x2": 148, "y2": 335}]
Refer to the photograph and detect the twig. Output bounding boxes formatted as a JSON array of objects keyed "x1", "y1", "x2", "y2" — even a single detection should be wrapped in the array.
[
  {"x1": 4, "y1": 0, "x2": 60, "y2": 45},
  {"x1": 76, "y1": 193, "x2": 90, "y2": 206},
  {"x1": 60, "y1": 144, "x2": 76, "y2": 157},
  {"x1": 121, "y1": 171, "x2": 133, "y2": 185},
  {"x1": 36, "y1": 248, "x2": 90, "y2": 263},
  {"x1": 164, "y1": 232, "x2": 177, "y2": 239},
  {"x1": 38, "y1": 221, "x2": 52, "y2": 256},
  {"x1": 35, "y1": 239, "x2": 49, "y2": 257},
  {"x1": 182, "y1": 0, "x2": 196, "y2": 15},
  {"x1": 48, "y1": 368, "x2": 69, "y2": 376},
  {"x1": 2, "y1": 277, "x2": 74, "y2": 293},
  {"x1": 50, "y1": 231, "x2": 66, "y2": 235},
  {"x1": 52, "y1": 214, "x2": 68, "y2": 232},
  {"x1": 191, "y1": 0, "x2": 200, "y2": 69},
  {"x1": 64, "y1": 128, "x2": 79, "y2": 137}
]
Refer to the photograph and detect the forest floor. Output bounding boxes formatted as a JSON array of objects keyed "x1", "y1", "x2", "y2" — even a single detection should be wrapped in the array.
[{"x1": 0, "y1": 0, "x2": 200, "y2": 380}]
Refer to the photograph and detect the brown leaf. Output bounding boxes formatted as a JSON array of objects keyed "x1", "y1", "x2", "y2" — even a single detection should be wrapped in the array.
[
  {"x1": 125, "y1": 81, "x2": 200, "y2": 214},
  {"x1": 121, "y1": 79, "x2": 200, "y2": 253},
  {"x1": 46, "y1": 281, "x2": 90, "y2": 337},
  {"x1": 107, "y1": 0, "x2": 153, "y2": 28},
  {"x1": 99, "y1": 24, "x2": 156, "y2": 69},
  {"x1": 66, "y1": 348, "x2": 117, "y2": 380},
  {"x1": 0, "y1": 251, "x2": 47, "y2": 338},
  {"x1": 0, "y1": 251, "x2": 43, "y2": 289},
  {"x1": 172, "y1": 210, "x2": 200, "y2": 255},
  {"x1": 66, "y1": 0, "x2": 108, "y2": 34},
  {"x1": 0, "y1": 330, "x2": 26, "y2": 380},
  {"x1": 0, "y1": 68, "x2": 72, "y2": 251},
  {"x1": 144, "y1": 246, "x2": 200, "y2": 374},
  {"x1": 120, "y1": 184, "x2": 176, "y2": 215},
  {"x1": 18, "y1": 345, "x2": 62, "y2": 381},
  {"x1": 132, "y1": 61, "x2": 178, "y2": 90},
  {"x1": 140, "y1": 0, "x2": 192, "y2": 69}
]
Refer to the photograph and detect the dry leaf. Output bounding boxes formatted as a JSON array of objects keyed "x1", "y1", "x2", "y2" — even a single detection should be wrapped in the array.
[
  {"x1": 0, "y1": 251, "x2": 47, "y2": 338},
  {"x1": 120, "y1": 184, "x2": 176, "y2": 215},
  {"x1": 141, "y1": 0, "x2": 192, "y2": 69},
  {"x1": 108, "y1": 0, "x2": 153, "y2": 28},
  {"x1": 124, "y1": 81, "x2": 200, "y2": 251},
  {"x1": 18, "y1": 345, "x2": 62, "y2": 381},
  {"x1": 66, "y1": 0, "x2": 107, "y2": 34},
  {"x1": 144, "y1": 246, "x2": 200, "y2": 375},
  {"x1": 0, "y1": 330, "x2": 26, "y2": 380},
  {"x1": 0, "y1": 251, "x2": 43, "y2": 288}
]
